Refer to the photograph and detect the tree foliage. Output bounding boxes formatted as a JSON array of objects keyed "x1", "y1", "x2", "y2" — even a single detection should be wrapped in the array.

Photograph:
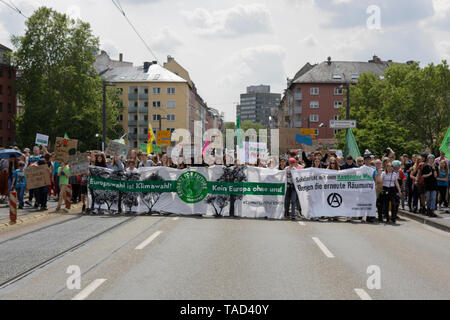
[
  {"x1": 337, "y1": 62, "x2": 450, "y2": 156},
  {"x1": 11, "y1": 7, "x2": 123, "y2": 151}
]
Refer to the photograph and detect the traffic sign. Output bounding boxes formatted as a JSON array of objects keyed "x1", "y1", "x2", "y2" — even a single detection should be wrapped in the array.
[
  {"x1": 329, "y1": 120, "x2": 357, "y2": 129},
  {"x1": 157, "y1": 130, "x2": 171, "y2": 147},
  {"x1": 300, "y1": 128, "x2": 318, "y2": 135}
]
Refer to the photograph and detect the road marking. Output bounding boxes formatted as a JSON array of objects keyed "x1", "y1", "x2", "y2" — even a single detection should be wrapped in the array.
[
  {"x1": 172, "y1": 217, "x2": 179, "y2": 221},
  {"x1": 354, "y1": 288, "x2": 372, "y2": 300},
  {"x1": 312, "y1": 237, "x2": 334, "y2": 258},
  {"x1": 298, "y1": 221, "x2": 306, "y2": 226},
  {"x1": 135, "y1": 231, "x2": 163, "y2": 250},
  {"x1": 72, "y1": 279, "x2": 106, "y2": 300}
]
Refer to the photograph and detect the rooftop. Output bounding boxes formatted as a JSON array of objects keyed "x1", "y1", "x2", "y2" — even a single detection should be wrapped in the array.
[
  {"x1": 100, "y1": 62, "x2": 187, "y2": 83},
  {"x1": 293, "y1": 56, "x2": 392, "y2": 84}
]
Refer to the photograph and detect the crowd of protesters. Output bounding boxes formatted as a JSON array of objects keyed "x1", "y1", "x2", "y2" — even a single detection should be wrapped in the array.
[{"x1": 0, "y1": 144, "x2": 448, "y2": 223}]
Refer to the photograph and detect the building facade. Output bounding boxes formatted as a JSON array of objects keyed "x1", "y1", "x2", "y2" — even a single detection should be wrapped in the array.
[
  {"x1": 236, "y1": 85, "x2": 281, "y2": 127},
  {"x1": 0, "y1": 44, "x2": 16, "y2": 147},
  {"x1": 276, "y1": 56, "x2": 392, "y2": 141}
]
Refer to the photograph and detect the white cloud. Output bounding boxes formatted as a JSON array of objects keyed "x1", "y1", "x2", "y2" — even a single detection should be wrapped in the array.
[
  {"x1": 150, "y1": 27, "x2": 183, "y2": 55},
  {"x1": 299, "y1": 34, "x2": 319, "y2": 47},
  {"x1": 183, "y1": 3, "x2": 273, "y2": 37},
  {"x1": 438, "y1": 41, "x2": 450, "y2": 61}
]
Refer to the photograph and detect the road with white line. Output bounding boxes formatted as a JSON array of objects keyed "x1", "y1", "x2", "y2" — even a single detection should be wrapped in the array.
[{"x1": 0, "y1": 212, "x2": 449, "y2": 300}]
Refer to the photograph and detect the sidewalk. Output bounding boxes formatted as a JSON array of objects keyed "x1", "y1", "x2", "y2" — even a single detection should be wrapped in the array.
[{"x1": 398, "y1": 205, "x2": 450, "y2": 233}]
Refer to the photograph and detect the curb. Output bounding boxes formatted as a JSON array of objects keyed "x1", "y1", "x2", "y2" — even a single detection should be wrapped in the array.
[
  {"x1": 0, "y1": 203, "x2": 82, "y2": 230},
  {"x1": 398, "y1": 209, "x2": 450, "y2": 233}
]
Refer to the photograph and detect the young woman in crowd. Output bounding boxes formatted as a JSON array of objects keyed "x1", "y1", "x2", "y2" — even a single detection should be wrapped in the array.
[
  {"x1": 327, "y1": 157, "x2": 340, "y2": 170},
  {"x1": 284, "y1": 158, "x2": 298, "y2": 220},
  {"x1": 380, "y1": 162, "x2": 403, "y2": 223},
  {"x1": 436, "y1": 159, "x2": 449, "y2": 209},
  {"x1": 111, "y1": 155, "x2": 125, "y2": 172},
  {"x1": 94, "y1": 153, "x2": 107, "y2": 168},
  {"x1": 278, "y1": 158, "x2": 287, "y2": 170},
  {"x1": 422, "y1": 154, "x2": 438, "y2": 217}
]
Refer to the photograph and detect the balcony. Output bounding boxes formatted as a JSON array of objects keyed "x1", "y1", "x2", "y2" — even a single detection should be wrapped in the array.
[
  {"x1": 128, "y1": 106, "x2": 138, "y2": 113},
  {"x1": 139, "y1": 134, "x2": 148, "y2": 141},
  {"x1": 139, "y1": 120, "x2": 148, "y2": 127},
  {"x1": 139, "y1": 93, "x2": 149, "y2": 100},
  {"x1": 294, "y1": 93, "x2": 302, "y2": 100},
  {"x1": 139, "y1": 106, "x2": 149, "y2": 114},
  {"x1": 128, "y1": 93, "x2": 138, "y2": 100},
  {"x1": 128, "y1": 133, "x2": 137, "y2": 140},
  {"x1": 128, "y1": 120, "x2": 137, "y2": 126},
  {"x1": 294, "y1": 106, "x2": 302, "y2": 114}
]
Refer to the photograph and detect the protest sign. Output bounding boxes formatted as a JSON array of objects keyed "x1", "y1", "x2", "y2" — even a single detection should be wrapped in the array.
[
  {"x1": 88, "y1": 166, "x2": 286, "y2": 219},
  {"x1": 292, "y1": 167, "x2": 376, "y2": 218},
  {"x1": 157, "y1": 130, "x2": 171, "y2": 147},
  {"x1": 25, "y1": 165, "x2": 51, "y2": 189},
  {"x1": 68, "y1": 152, "x2": 89, "y2": 175},
  {"x1": 35, "y1": 133, "x2": 49, "y2": 146},
  {"x1": 54, "y1": 137, "x2": 78, "y2": 163},
  {"x1": 105, "y1": 141, "x2": 128, "y2": 157}
]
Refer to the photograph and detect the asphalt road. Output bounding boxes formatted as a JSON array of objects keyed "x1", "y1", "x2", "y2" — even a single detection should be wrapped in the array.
[{"x1": 0, "y1": 213, "x2": 449, "y2": 300}]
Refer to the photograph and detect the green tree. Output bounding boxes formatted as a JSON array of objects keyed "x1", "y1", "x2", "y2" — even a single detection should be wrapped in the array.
[
  {"x1": 337, "y1": 62, "x2": 449, "y2": 156},
  {"x1": 12, "y1": 7, "x2": 123, "y2": 151}
]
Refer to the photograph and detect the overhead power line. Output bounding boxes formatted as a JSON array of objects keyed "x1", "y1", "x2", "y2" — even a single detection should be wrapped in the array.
[
  {"x1": 0, "y1": 0, "x2": 28, "y2": 18},
  {"x1": 111, "y1": 0, "x2": 159, "y2": 63}
]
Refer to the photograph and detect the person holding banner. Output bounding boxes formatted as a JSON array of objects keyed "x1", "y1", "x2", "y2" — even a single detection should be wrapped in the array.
[
  {"x1": 111, "y1": 155, "x2": 124, "y2": 172},
  {"x1": 284, "y1": 158, "x2": 298, "y2": 220},
  {"x1": 380, "y1": 162, "x2": 403, "y2": 223}
]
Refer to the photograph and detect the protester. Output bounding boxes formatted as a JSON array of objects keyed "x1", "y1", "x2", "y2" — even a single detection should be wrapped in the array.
[
  {"x1": 138, "y1": 152, "x2": 154, "y2": 168},
  {"x1": 437, "y1": 159, "x2": 449, "y2": 209},
  {"x1": 56, "y1": 161, "x2": 71, "y2": 212},
  {"x1": 11, "y1": 161, "x2": 26, "y2": 209},
  {"x1": 356, "y1": 157, "x2": 364, "y2": 168},
  {"x1": 380, "y1": 162, "x2": 403, "y2": 223},
  {"x1": 392, "y1": 160, "x2": 406, "y2": 212},
  {"x1": 422, "y1": 154, "x2": 438, "y2": 217},
  {"x1": 284, "y1": 158, "x2": 297, "y2": 220},
  {"x1": 126, "y1": 159, "x2": 138, "y2": 174},
  {"x1": 340, "y1": 155, "x2": 357, "y2": 170},
  {"x1": 278, "y1": 158, "x2": 287, "y2": 170},
  {"x1": 80, "y1": 171, "x2": 88, "y2": 213},
  {"x1": 111, "y1": 155, "x2": 125, "y2": 171},
  {"x1": 94, "y1": 153, "x2": 107, "y2": 167},
  {"x1": 373, "y1": 159, "x2": 384, "y2": 221},
  {"x1": 327, "y1": 157, "x2": 340, "y2": 170}
]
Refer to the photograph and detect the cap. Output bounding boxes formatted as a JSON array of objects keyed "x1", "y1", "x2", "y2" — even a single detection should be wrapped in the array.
[
  {"x1": 392, "y1": 160, "x2": 401, "y2": 168},
  {"x1": 427, "y1": 154, "x2": 435, "y2": 160},
  {"x1": 289, "y1": 158, "x2": 297, "y2": 165}
]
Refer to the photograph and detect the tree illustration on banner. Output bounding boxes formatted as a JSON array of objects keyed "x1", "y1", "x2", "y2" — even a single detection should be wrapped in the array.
[
  {"x1": 89, "y1": 167, "x2": 111, "y2": 211},
  {"x1": 205, "y1": 166, "x2": 247, "y2": 217},
  {"x1": 121, "y1": 172, "x2": 140, "y2": 213},
  {"x1": 140, "y1": 173, "x2": 164, "y2": 215}
]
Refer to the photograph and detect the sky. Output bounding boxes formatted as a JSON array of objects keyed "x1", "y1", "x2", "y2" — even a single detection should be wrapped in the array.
[{"x1": 1, "y1": 0, "x2": 450, "y2": 122}]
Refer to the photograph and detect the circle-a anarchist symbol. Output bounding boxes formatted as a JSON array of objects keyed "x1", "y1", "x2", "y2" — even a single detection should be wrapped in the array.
[{"x1": 327, "y1": 193, "x2": 343, "y2": 208}]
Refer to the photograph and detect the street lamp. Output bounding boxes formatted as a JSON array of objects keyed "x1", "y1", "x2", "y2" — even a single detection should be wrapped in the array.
[{"x1": 95, "y1": 133, "x2": 100, "y2": 151}]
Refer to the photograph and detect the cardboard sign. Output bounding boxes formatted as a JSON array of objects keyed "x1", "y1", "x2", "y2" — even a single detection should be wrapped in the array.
[
  {"x1": 35, "y1": 133, "x2": 49, "y2": 146},
  {"x1": 152, "y1": 144, "x2": 162, "y2": 153},
  {"x1": 25, "y1": 165, "x2": 51, "y2": 189},
  {"x1": 300, "y1": 128, "x2": 317, "y2": 135},
  {"x1": 105, "y1": 141, "x2": 128, "y2": 157},
  {"x1": 295, "y1": 134, "x2": 313, "y2": 146},
  {"x1": 68, "y1": 152, "x2": 89, "y2": 176},
  {"x1": 54, "y1": 137, "x2": 78, "y2": 163},
  {"x1": 157, "y1": 130, "x2": 171, "y2": 147},
  {"x1": 140, "y1": 143, "x2": 147, "y2": 153}
]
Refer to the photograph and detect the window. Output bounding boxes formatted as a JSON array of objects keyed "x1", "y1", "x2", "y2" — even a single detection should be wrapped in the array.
[
  {"x1": 8, "y1": 69, "x2": 11, "y2": 79},
  {"x1": 152, "y1": 101, "x2": 161, "y2": 108},
  {"x1": 310, "y1": 101, "x2": 319, "y2": 109},
  {"x1": 351, "y1": 74, "x2": 359, "y2": 80},
  {"x1": 334, "y1": 129, "x2": 339, "y2": 135},
  {"x1": 134, "y1": 115, "x2": 138, "y2": 121},
  {"x1": 310, "y1": 87, "x2": 319, "y2": 95},
  {"x1": 0, "y1": 85, "x2": 2, "y2": 94},
  {"x1": 167, "y1": 114, "x2": 175, "y2": 121},
  {"x1": 0, "y1": 120, "x2": 2, "y2": 129},
  {"x1": 167, "y1": 128, "x2": 175, "y2": 133},
  {"x1": 118, "y1": 114, "x2": 123, "y2": 121},
  {"x1": 0, "y1": 137, "x2": 2, "y2": 146},
  {"x1": 0, "y1": 68, "x2": 2, "y2": 77},
  {"x1": 152, "y1": 87, "x2": 161, "y2": 94},
  {"x1": 7, "y1": 103, "x2": 11, "y2": 113},
  {"x1": 134, "y1": 102, "x2": 138, "y2": 107},
  {"x1": 7, "y1": 120, "x2": 11, "y2": 129},
  {"x1": 334, "y1": 115, "x2": 339, "y2": 120},
  {"x1": 144, "y1": 88, "x2": 148, "y2": 94},
  {"x1": 166, "y1": 101, "x2": 176, "y2": 108},
  {"x1": 333, "y1": 74, "x2": 342, "y2": 80},
  {"x1": 167, "y1": 88, "x2": 176, "y2": 95},
  {"x1": 144, "y1": 102, "x2": 148, "y2": 107},
  {"x1": 134, "y1": 128, "x2": 138, "y2": 134},
  {"x1": 134, "y1": 141, "x2": 138, "y2": 148},
  {"x1": 334, "y1": 101, "x2": 343, "y2": 109},
  {"x1": 152, "y1": 114, "x2": 161, "y2": 121},
  {"x1": 0, "y1": 102, "x2": 2, "y2": 112},
  {"x1": 144, "y1": 115, "x2": 148, "y2": 121},
  {"x1": 134, "y1": 88, "x2": 138, "y2": 93},
  {"x1": 7, "y1": 86, "x2": 11, "y2": 96},
  {"x1": 334, "y1": 87, "x2": 343, "y2": 95},
  {"x1": 309, "y1": 114, "x2": 319, "y2": 122}
]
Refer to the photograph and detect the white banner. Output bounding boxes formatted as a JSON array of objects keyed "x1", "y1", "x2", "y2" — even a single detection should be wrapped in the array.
[
  {"x1": 292, "y1": 167, "x2": 376, "y2": 218},
  {"x1": 88, "y1": 166, "x2": 286, "y2": 219}
]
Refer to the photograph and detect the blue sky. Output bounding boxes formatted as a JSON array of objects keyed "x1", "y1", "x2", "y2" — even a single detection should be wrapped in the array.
[{"x1": 1, "y1": 0, "x2": 449, "y2": 121}]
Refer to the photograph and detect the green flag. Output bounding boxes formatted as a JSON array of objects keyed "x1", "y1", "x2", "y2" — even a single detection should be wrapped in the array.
[
  {"x1": 236, "y1": 115, "x2": 243, "y2": 148},
  {"x1": 344, "y1": 128, "x2": 360, "y2": 159},
  {"x1": 439, "y1": 126, "x2": 450, "y2": 158}
]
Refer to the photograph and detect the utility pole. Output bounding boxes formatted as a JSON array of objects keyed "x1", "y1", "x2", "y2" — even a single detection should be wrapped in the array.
[{"x1": 102, "y1": 81, "x2": 115, "y2": 152}]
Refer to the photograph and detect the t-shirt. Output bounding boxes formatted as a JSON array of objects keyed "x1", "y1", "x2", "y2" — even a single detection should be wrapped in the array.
[
  {"x1": 126, "y1": 168, "x2": 138, "y2": 174},
  {"x1": 80, "y1": 174, "x2": 88, "y2": 186},
  {"x1": 138, "y1": 160, "x2": 154, "y2": 168},
  {"x1": 437, "y1": 169, "x2": 449, "y2": 187},
  {"x1": 12, "y1": 169, "x2": 26, "y2": 188},
  {"x1": 52, "y1": 162, "x2": 61, "y2": 176},
  {"x1": 58, "y1": 166, "x2": 71, "y2": 185},
  {"x1": 381, "y1": 172, "x2": 398, "y2": 188},
  {"x1": 28, "y1": 155, "x2": 42, "y2": 165},
  {"x1": 421, "y1": 164, "x2": 437, "y2": 191},
  {"x1": 285, "y1": 166, "x2": 296, "y2": 184}
]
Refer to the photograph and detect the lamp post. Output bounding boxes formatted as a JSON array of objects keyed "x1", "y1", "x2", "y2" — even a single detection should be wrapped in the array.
[
  {"x1": 102, "y1": 81, "x2": 116, "y2": 152},
  {"x1": 95, "y1": 133, "x2": 100, "y2": 151}
]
